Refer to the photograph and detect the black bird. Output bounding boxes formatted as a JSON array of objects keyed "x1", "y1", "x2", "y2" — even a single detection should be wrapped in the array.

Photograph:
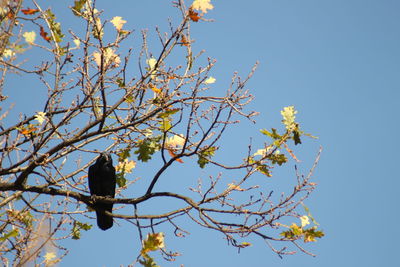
[{"x1": 88, "y1": 153, "x2": 116, "y2": 230}]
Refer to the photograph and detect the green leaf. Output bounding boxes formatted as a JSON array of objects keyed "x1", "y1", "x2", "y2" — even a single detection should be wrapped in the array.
[
  {"x1": 71, "y1": 0, "x2": 87, "y2": 16},
  {"x1": 117, "y1": 148, "x2": 131, "y2": 161},
  {"x1": 293, "y1": 128, "x2": 302, "y2": 145},
  {"x1": 72, "y1": 221, "x2": 92, "y2": 240},
  {"x1": 134, "y1": 137, "x2": 161, "y2": 162},
  {"x1": 159, "y1": 117, "x2": 172, "y2": 132},
  {"x1": 303, "y1": 227, "x2": 325, "y2": 242},
  {"x1": 0, "y1": 229, "x2": 19, "y2": 242},
  {"x1": 45, "y1": 10, "x2": 64, "y2": 43},
  {"x1": 268, "y1": 153, "x2": 287, "y2": 166},
  {"x1": 116, "y1": 172, "x2": 127, "y2": 187},
  {"x1": 260, "y1": 128, "x2": 282, "y2": 140},
  {"x1": 197, "y1": 146, "x2": 217, "y2": 168},
  {"x1": 157, "y1": 108, "x2": 180, "y2": 119}
]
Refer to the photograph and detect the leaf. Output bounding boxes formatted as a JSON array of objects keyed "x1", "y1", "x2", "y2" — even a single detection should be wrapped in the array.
[
  {"x1": 18, "y1": 124, "x2": 38, "y2": 136},
  {"x1": 239, "y1": 242, "x2": 252, "y2": 248},
  {"x1": 44, "y1": 252, "x2": 56, "y2": 262},
  {"x1": 116, "y1": 172, "x2": 127, "y2": 187},
  {"x1": 180, "y1": 34, "x2": 190, "y2": 46},
  {"x1": 164, "y1": 134, "x2": 185, "y2": 149},
  {"x1": 23, "y1": 31, "x2": 36, "y2": 44},
  {"x1": 93, "y1": 48, "x2": 121, "y2": 68},
  {"x1": 141, "y1": 232, "x2": 165, "y2": 255},
  {"x1": 227, "y1": 183, "x2": 245, "y2": 191},
  {"x1": 71, "y1": 0, "x2": 87, "y2": 16},
  {"x1": 2, "y1": 49, "x2": 15, "y2": 58},
  {"x1": 188, "y1": 8, "x2": 201, "y2": 22},
  {"x1": 117, "y1": 148, "x2": 131, "y2": 161},
  {"x1": 303, "y1": 227, "x2": 325, "y2": 242},
  {"x1": 71, "y1": 221, "x2": 92, "y2": 240},
  {"x1": 115, "y1": 159, "x2": 136, "y2": 173},
  {"x1": 134, "y1": 137, "x2": 161, "y2": 162},
  {"x1": 44, "y1": 10, "x2": 64, "y2": 43},
  {"x1": 110, "y1": 16, "x2": 127, "y2": 31},
  {"x1": 300, "y1": 215, "x2": 310, "y2": 227},
  {"x1": 21, "y1": 8, "x2": 39, "y2": 15},
  {"x1": 293, "y1": 128, "x2": 301, "y2": 145},
  {"x1": 40, "y1": 26, "x2": 51, "y2": 42},
  {"x1": 204, "y1": 76, "x2": 216, "y2": 84},
  {"x1": 192, "y1": 0, "x2": 214, "y2": 13},
  {"x1": 73, "y1": 39, "x2": 80, "y2": 48},
  {"x1": 260, "y1": 128, "x2": 282, "y2": 141},
  {"x1": 0, "y1": 229, "x2": 19, "y2": 242},
  {"x1": 197, "y1": 146, "x2": 216, "y2": 168},
  {"x1": 269, "y1": 153, "x2": 287, "y2": 166},
  {"x1": 34, "y1": 111, "x2": 46, "y2": 124},
  {"x1": 167, "y1": 149, "x2": 184, "y2": 163},
  {"x1": 159, "y1": 117, "x2": 172, "y2": 132},
  {"x1": 281, "y1": 106, "x2": 297, "y2": 131},
  {"x1": 157, "y1": 108, "x2": 180, "y2": 119}
]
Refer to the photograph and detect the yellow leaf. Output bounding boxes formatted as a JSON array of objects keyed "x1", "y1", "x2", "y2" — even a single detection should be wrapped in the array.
[
  {"x1": 44, "y1": 252, "x2": 56, "y2": 262},
  {"x1": 240, "y1": 242, "x2": 252, "y2": 247},
  {"x1": 110, "y1": 16, "x2": 127, "y2": 31},
  {"x1": 165, "y1": 134, "x2": 185, "y2": 149},
  {"x1": 23, "y1": 31, "x2": 36, "y2": 44},
  {"x1": 141, "y1": 232, "x2": 165, "y2": 255},
  {"x1": 115, "y1": 159, "x2": 136, "y2": 173},
  {"x1": 73, "y1": 39, "x2": 80, "y2": 48},
  {"x1": 149, "y1": 85, "x2": 162, "y2": 94},
  {"x1": 227, "y1": 183, "x2": 245, "y2": 191},
  {"x1": 93, "y1": 48, "x2": 120, "y2": 68},
  {"x1": 34, "y1": 111, "x2": 47, "y2": 125},
  {"x1": 300, "y1": 215, "x2": 310, "y2": 227},
  {"x1": 204, "y1": 76, "x2": 216, "y2": 84},
  {"x1": 2, "y1": 49, "x2": 15, "y2": 58},
  {"x1": 192, "y1": 0, "x2": 214, "y2": 13}
]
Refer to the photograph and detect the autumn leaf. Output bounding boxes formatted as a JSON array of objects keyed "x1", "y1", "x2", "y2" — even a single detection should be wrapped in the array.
[
  {"x1": 93, "y1": 48, "x2": 121, "y2": 68},
  {"x1": 204, "y1": 76, "x2": 216, "y2": 84},
  {"x1": 44, "y1": 252, "x2": 56, "y2": 263},
  {"x1": 23, "y1": 31, "x2": 36, "y2": 44},
  {"x1": 227, "y1": 183, "x2": 245, "y2": 191},
  {"x1": 168, "y1": 149, "x2": 184, "y2": 163},
  {"x1": 141, "y1": 232, "x2": 165, "y2": 255},
  {"x1": 110, "y1": 16, "x2": 127, "y2": 31},
  {"x1": 40, "y1": 26, "x2": 51, "y2": 42},
  {"x1": 165, "y1": 134, "x2": 185, "y2": 149},
  {"x1": 300, "y1": 215, "x2": 310, "y2": 227},
  {"x1": 73, "y1": 39, "x2": 80, "y2": 48},
  {"x1": 188, "y1": 8, "x2": 201, "y2": 22},
  {"x1": 115, "y1": 159, "x2": 136, "y2": 173},
  {"x1": 181, "y1": 34, "x2": 190, "y2": 46},
  {"x1": 192, "y1": 0, "x2": 214, "y2": 13},
  {"x1": 281, "y1": 106, "x2": 297, "y2": 131},
  {"x1": 34, "y1": 111, "x2": 47, "y2": 124},
  {"x1": 21, "y1": 8, "x2": 40, "y2": 15}
]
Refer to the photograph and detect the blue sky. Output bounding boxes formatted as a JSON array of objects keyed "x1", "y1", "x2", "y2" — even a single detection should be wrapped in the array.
[{"x1": 5, "y1": 0, "x2": 400, "y2": 266}]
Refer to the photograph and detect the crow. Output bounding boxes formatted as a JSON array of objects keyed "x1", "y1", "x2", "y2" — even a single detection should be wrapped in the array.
[{"x1": 88, "y1": 153, "x2": 116, "y2": 230}]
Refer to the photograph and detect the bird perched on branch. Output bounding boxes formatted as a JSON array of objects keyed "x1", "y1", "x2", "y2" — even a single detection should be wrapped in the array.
[{"x1": 88, "y1": 153, "x2": 116, "y2": 230}]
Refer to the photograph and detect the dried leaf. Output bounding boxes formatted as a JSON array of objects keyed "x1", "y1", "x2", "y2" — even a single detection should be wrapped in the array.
[{"x1": 21, "y1": 8, "x2": 40, "y2": 15}]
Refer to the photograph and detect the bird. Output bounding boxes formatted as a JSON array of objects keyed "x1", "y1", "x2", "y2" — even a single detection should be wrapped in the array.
[{"x1": 88, "y1": 153, "x2": 116, "y2": 230}]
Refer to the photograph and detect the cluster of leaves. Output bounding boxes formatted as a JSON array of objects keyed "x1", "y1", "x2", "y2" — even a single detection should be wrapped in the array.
[{"x1": 138, "y1": 233, "x2": 165, "y2": 267}]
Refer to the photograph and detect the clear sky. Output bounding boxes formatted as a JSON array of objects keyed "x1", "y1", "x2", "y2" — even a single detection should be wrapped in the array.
[{"x1": 6, "y1": 0, "x2": 400, "y2": 266}]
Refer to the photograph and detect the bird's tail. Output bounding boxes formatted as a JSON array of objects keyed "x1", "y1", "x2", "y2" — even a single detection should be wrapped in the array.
[{"x1": 95, "y1": 204, "x2": 113, "y2": 231}]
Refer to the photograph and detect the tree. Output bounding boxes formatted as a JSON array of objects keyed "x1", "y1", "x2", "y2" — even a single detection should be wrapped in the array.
[{"x1": 0, "y1": 0, "x2": 324, "y2": 265}]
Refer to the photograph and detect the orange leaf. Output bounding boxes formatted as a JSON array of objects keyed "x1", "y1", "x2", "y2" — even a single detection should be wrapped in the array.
[
  {"x1": 181, "y1": 35, "x2": 190, "y2": 47},
  {"x1": 21, "y1": 8, "x2": 40, "y2": 15},
  {"x1": 40, "y1": 26, "x2": 51, "y2": 42},
  {"x1": 188, "y1": 8, "x2": 201, "y2": 22},
  {"x1": 168, "y1": 149, "x2": 184, "y2": 163}
]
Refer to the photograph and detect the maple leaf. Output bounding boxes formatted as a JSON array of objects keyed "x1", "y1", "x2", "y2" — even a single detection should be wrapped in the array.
[
  {"x1": 110, "y1": 16, "x2": 127, "y2": 31},
  {"x1": 188, "y1": 8, "x2": 201, "y2": 22},
  {"x1": 39, "y1": 26, "x2": 51, "y2": 42},
  {"x1": 21, "y1": 8, "x2": 40, "y2": 15},
  {"x1": 192, "y1": 0, "x2": 214, "y2": 13}
]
